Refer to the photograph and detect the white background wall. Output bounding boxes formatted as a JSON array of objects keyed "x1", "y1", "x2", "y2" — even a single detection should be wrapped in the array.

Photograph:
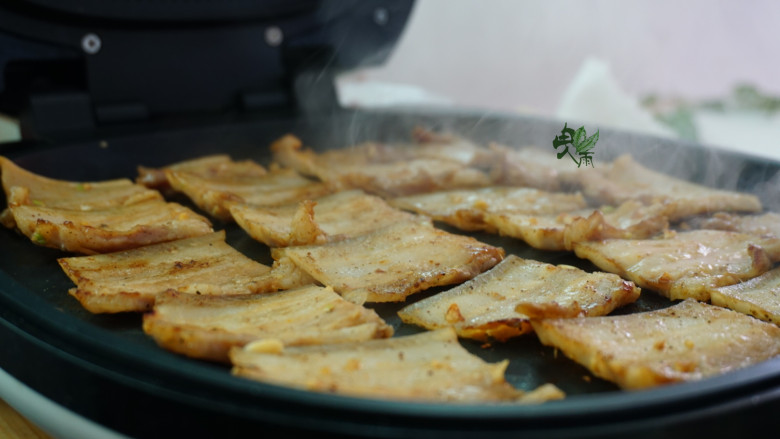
[{"x1": 341, "y1": 0, "x2": 780, "y2": 115}]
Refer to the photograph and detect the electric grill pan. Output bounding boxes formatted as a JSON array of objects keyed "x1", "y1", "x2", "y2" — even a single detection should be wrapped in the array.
[
  {"x1": 3, "y1": 109, "x2": 780, "y2": 438},
  {"x1": 2, "y1": 2, "x2": 780, "y2": 438}
]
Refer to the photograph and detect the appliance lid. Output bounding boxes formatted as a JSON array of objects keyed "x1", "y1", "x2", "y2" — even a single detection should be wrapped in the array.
[{"x1": 0, "y1": 0, "x2": 415, "y2": 141}]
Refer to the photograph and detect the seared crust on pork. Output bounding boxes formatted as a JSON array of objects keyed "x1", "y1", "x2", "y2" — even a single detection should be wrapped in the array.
[
  {"x1": 399, "y1": 255, "x2": 640, "y2": 341},
  {"x1": 484, "y1": 200, "x2": 670, "y2": 251},
  {"x1": 575, "y1": 154, "x2": 762, "y2": 220},
  {"x1": 165, "y1": 165, "x2": 331, "y2": 222},
  {"x1": 390, "y1": 187, "x2": 586, "y2": 232},
  {"x1": 1, "y1": 155, "x2": 162, "y2": 212},
  {"x1": 10, "y1": 198, "x2": 212, "y2": 254},
  {"x1": 573, "y1": 230, "x2": 777, "y2": 301},
  {"x1": 709, "y1": 267, "x2": 780, "y2": 325},
  {"x1": 136, "y1": 154, "x2": 262, "y2": 191},
  {"x1": 687, "y1": 211, "x2": 780, "y2": 260},
  {"x1": 230, "y1": 327, "x2": 565, "y2": 403},
  {"x1": 270, "y1": 134, "x2": 491, "y2": 198},
  {"x1": 486, "y1": 144, "x2": 590, "y2": 191},
  {"x1": 59, "y1": 231, "x2": 273, "y2": 313},
  {"x1": 143, "y1": 285, "x2": 393, "y2": 362},
  {"x1": 230, "y1": 189, "x2": 418, "y2": 247},
  {"x1": 273, "y1": 219, "x2": 504, "y2": 304},
  {"x1": 1, "y1": 155, "x2": 162, "y2": 230},
  {"x1": 531, "y1": 299, "x2": 780, "y2": 389}
]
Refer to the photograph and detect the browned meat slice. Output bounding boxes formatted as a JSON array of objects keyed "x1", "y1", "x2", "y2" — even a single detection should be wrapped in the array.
[
  {"x1": 136, "y1": 154, "x2": 267, "y2": 191},
  {"x1": 165, "y1": 164, "x2": 331, "y2": 222},
  {"x1": 142, "y1": 286, "x2": 393, "y2": 362},
  {"x1": 686, "y1": 211, "x2": 780, "y2": 261},
  {"x1": 270, "y1": 134, "x2": 491, "y2": 198},
  {"x1": 272, "y1": 129, "x2": 493, "y2": 171},
  {"x1": 484, "y1": 210, "x2": 590, "y2": 251},
  {"x1": 398, "y1": 255, "x2": 640, "y2": 342},
  {"x1": 483, "y1": 200, "x2": 669, "y2": 251},
  {"x1": 575, "y1": 154, "x2": 762, "y2": 220},
  {"x1": 273, "y1": 219, "x2": 504, "y2": 303},
  {"x1": 709, "y1": 268, "x2": 780, "y2": 325},
  {"x1": 9, "y1": 198, "x2": 212, "y2": 254},
  {"x1": 409, "y1": 126, "x2": 496, "y2": 167},
  {"x1": 531, "y1": 299, "x2": 780, "y2": 390},
  {"x1": 1, "y1": 155, "x2": 212, "y2": 253},
  {"x1": 486, "y1": 144, "x2": 590, "y2": 191},
  {"x1": 323, "y1": 158, "x2": 491, "y2": 198},
  {"x1": 688, "y1": 211, "x2": 780, "y2": 238},
  {"x1": 230, "y1": 327, "x2": 565, "y2": 403},
  {"x1": 271, "y1": 134, "x2": 405, "y2": 175},
  {"x1": 390, "y1": 187, "x2": 586, "y2": 232},
  {"x1": 1, "y1": 155, "x2": 161, "y2": 228},
  {"x1": 264, "y1": 250, "x2": 319, "y2": 291},
  {"x1": 573, "y1": 230, "x2": 778, "y2": 301},
  {"x1": 230, "y1": 190, "x2": 418, "y2": 247},
  {"x1": 58, "y1": 231, "x2": 276, "y2": 313},
  {"x1": 560, "y1": 201, "x2": 671, "y2": 248}
]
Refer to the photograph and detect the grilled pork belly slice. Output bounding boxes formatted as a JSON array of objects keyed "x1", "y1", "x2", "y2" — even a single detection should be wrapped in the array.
[
  {"x1": 58, "y1": 231, "x2": 278, "y2": 313},
  {"x1": 136, "y1": 154, "x2": 266, "y2": 192},
  {"x1": 389, "y1": 187, "x2": 586, "y2": 232},
  {"x1": 689, "y1": 211, "x2": 780, "y2": 237},
  {"x1": 1, "y1": 156, "x2": 161, "y2": 228},
  {"x1": 409, "y1": 126, "x2": 496, "y2": 168},
  {"x1": 230, "y1": 190, "x2": 418, "y2": 247},
  {"x1": 273, "y1": 219, "x2": 504, "y2": 304},
  {"x1": 486, "y1": 144, "x2": 589, "y2": 191},
  {"x1": 10, "y1": 197, "x2": 212, "y2": 254},
  {"x1": 531, "y1": 299, "x2": 780, "y2": 390},
  {"x1": 573, "y1": 230, "x2": 777, "y2": 301},
  {"x1": 575, "y1": 154, "x2": 762, "y2": 220},
  {"x1": 272, "y1": 129, "x2": 493, "y2": 172},
  {"x1": 1, "y1": 156, "x2": 162, "y2": 209},
  {"x1": 689, "y1": 212, "x2": 780, "y2": 262},
  {"x1": 271, "y1": 134, "x2": 389, "y2": 177},
  {"x1": 561, "y1": 201, "x2": 671, "y2": 248},
  {"x1": 270, "y1": 134, "x2": 491, "y2": 198},
  {"x1": 143, "y1": 286, "x2": 393, "y2": 362},
  {"x1": 265, "y1": 251, "x2": 319, "y2": 291},
  {"x1": 484, "y1": 210, "x2": 585, "y2": 251},
  {"x1": 709, "y1": 268, "x2": 780, "y2": 325},
  {"x1": 165, "y1": 164, "x2": 331, "y2": 222},
  {"x1": 398, "y1": 255, "x2": 640, "y2": 342},
  {"x1": 484, "y1": 200, "x2": 669, "y2": 251},
  {"x1": 230, "y1": 327, "x2": 565, "y2": 403},
  {"x1": 323, "y1": 158, "x2": 491, "y2": 198}
]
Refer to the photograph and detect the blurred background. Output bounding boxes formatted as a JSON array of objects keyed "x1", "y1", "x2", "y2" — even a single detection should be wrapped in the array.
[
  {"x1": 337, "y1": 0, "x2": 780, "y2": 160},
  {"x1": 1, "y1": 0, "x2": 778, "y2": 160}
]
